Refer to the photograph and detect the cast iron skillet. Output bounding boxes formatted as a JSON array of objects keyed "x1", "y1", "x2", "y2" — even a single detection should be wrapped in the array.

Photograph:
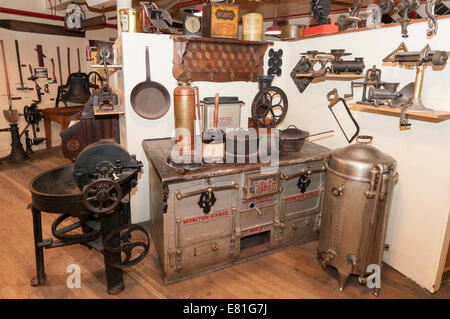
[{"x1": 130, "y1": 46, "x2": 170, "y2": 119}]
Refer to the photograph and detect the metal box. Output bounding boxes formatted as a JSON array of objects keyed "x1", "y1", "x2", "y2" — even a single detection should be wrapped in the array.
[
  {"x1": 200, "y1": 96, "x2": 244, "y2": 131},
  {"x1": 144, "y1": 138, "x2": 330, "y2": 284},
  {"x1": 201, "y1": 3, "x2": 239, "y2": 39}
]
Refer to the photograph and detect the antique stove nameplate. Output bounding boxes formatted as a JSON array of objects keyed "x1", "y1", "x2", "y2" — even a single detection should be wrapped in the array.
[{"x1": 243, "y1": 171, "x2": 281, "y2": 200}]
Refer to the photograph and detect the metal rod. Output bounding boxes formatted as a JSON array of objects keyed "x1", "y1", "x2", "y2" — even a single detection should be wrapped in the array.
[
  {"x1": 56, "y1": 46, "x2": 62, "y2": 84},
  {"x1": 14, "y1": 40, "x2": 24, "y2": 89},
  {"x1": 67, "y1": 47, "x2": 71, "y2": 74}
]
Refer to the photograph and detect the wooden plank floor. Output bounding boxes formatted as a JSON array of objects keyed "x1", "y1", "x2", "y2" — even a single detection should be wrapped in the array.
[{"x1": 0, "y1": 147, "x2": 449, "y2": 299}]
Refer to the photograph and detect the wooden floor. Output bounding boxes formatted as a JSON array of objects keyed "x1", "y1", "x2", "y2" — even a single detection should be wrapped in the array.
[{"x1": 0, "y1": 148, "x2": 449, "y2": 299}]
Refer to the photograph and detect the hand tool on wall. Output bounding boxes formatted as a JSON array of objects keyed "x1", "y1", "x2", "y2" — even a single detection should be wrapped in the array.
[
  {"x1": 291, "y1": 50, "x2": 365, "y2": 93},
  {"x1": 397, "y1": 0, "x2": 420, "y2": 38},
  {"x1": 425, "y1": 0, "x2": 440, "y2": 37},
  {"x1": 67, "y1": 47, "x2": 71, "y2": 75},
  {"x1": 57, "y1": 46, "x2": 63, "y2": 85},
  {"x1": 326, "y1": 88, "x2": 360, "y2": 143},
  {"x1": 49, "y1": 58, "x2": 57, "y2": 83},
  {"x1": 1, "y1": 40, "x2": 19, "y2": 123},
  {"x1": 35, "y1": 45, "x2": 45, "y2": 67},
  {"x1": 77, "y1": 48, "x2": 82, "y2": 72},
  {"x1": 15, "y1": 40, "x2": 32, "y2": 91},
  {"x1": 382, "y1": 42, "x2": 448, "y2": 112}
]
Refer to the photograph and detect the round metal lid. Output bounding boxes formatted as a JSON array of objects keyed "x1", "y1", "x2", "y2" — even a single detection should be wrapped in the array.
[{"x1": 327, "y1": 142, "x2": 396, "y2": 181}]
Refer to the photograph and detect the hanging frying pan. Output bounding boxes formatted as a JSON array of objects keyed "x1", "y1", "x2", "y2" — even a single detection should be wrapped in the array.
[{"x1": 130, "y1": 46, "x2": 170, "y2": 119}]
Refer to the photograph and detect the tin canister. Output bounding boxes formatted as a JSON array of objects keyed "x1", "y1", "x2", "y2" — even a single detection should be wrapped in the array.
[
  {"x1": 242, "y1": 13, "x2": 263, "y2": 41},
  {"x1": 174, "y1": 81, "x2": 197, "y2": 152},
  {"x1": 280, "y1": 24, "x2": 298, "y2": 40},
  {"x1": 119, "y1": 8, "x2": 139, "y2": 33}
]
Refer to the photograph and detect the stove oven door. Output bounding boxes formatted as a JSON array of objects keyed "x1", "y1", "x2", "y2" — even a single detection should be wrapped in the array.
[
  {"x1": 167, "y1": 175, "x2": 239, "y2": 279},
  {"x1": 279, "y1": 161, "x2": 325, "y2": 245}
]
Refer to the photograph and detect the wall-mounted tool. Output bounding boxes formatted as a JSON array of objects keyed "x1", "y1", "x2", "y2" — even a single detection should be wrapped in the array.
[
  {"x1": 67, "y1": 47, "x2": 71, "y2": 75},
  {"x1": 327, "y1": 89, "x2": 360, "y2": 143},
  {"x1": 425, "y1": 0, "x2": 440, "y2": 37},
  {"x1": 346, "y1": 65, "x2": 382, "y2": 104},
  {"x1": 15, "y1": 40, "x2": 33, "y2": 91},
  {"x1": 365, "y1": 0, "x2": 394, "y2": 28},
  {"x1": 1, "y1": 40, "x2": 19, "y2": 124},
  {"x1": 56, "y1": 46, "x2": 63, "y2": 85},
  {"x1": 336, "y1": 0, "x2": 362, "y2": 31},
  {"x1": 251, "y1": 75, "x2": 288, "y2": 128},
  {"x1": 268, "y1": 49, "x2": 283, "y2": 77},
  {"x1": 91, "y1": 48, "x2": 118, "y2": 110},
  {"x1": 48, "y1": 58, "x2": 57, "y2": 83},
  {"x1": 33, "y1": 67, "x2": 48, "y2": 79},
  {"x1": 64, "y1": 3, "x2": 107, "y2": 32},
  {"x1": 291, "y1": 49, "x2": 365, "y2": 93},
  {"x1": 35, "y1": 45, "x2": 45, "y2": 67},
  {"x1": 311, "y1": 0, "x2": 331, "y2": 25},
  {"x1": 382, "y1": 42, "x2": 448, "y2": 112},
  {"x1": 346, "y1": 65, "x2": 402, "y2": 107},
  {"x1": 141, "y1": 1, "x2": 173, "y2": 34},
  {"x1": 397, "y1": 0, "x2": 420, "y2": 38}
]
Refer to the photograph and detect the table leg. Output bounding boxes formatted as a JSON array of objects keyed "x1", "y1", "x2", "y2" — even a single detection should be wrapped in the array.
[{"x1": 44, "y1": 117, "x2": 51, "y2": 149}]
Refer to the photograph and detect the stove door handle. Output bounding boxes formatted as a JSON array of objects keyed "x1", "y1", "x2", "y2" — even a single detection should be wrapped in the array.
[{"x1": 175, "y1": 182, "x2": 238, "y2": 200}]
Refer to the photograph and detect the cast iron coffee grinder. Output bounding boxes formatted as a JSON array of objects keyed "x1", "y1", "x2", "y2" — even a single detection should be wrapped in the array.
[{"x1": 29, "y1": 141, "x2": 148, "y2": 294}]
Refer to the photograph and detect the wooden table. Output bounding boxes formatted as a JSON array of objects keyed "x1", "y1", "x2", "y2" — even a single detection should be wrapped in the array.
[{"x1": 43, "y1": 106, "x2": 83, "y2": 149}]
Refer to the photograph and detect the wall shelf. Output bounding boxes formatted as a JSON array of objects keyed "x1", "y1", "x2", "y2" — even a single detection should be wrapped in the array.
[
  {"x1": 349, "y1": 103, "x2": 450, "y2": 123},
  {"x1": 295, "y1": 73, "x2": 365, "y2": 82},
  {"x1": 93, "y1": 106, "x2": 124, "y2": 116},
  {"x1": 90, "y1": 64, "x2": 122, "y2": 69},
  {"x1": 278, "y1": 14, "x2": 450, "y2": 42},
  {"x1": 171, "y1": 35, "x2": 273, "y2": 82}
]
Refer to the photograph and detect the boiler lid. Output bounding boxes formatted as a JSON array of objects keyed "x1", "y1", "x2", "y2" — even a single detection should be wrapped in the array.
[{"x1": 327, "y1": 143, "x2": 396, "y2": 181}]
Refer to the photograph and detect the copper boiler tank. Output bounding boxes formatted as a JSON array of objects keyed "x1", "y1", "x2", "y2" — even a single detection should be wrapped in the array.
[
  {"x1": 317, "y1": 136, "x2": 398, "y2": 296},
  {"x1": 173, "y1": 80, "x2": 197, "y2": 152}
]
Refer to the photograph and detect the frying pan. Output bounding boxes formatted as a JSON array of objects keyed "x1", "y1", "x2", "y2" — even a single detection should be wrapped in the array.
[{"x1": 130, "y1": 46, "x2": 170, "y2": 119}]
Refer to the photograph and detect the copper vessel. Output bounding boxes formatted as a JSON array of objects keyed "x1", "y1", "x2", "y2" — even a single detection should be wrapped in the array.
[{"x1": 174, "y1": 81, "x2": 197, "y2": 152}]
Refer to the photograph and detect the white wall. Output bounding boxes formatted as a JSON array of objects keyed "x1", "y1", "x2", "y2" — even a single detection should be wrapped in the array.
[
  {"x1": 0, "y1": 29, "x2": 90, "y2": 156},
  {"x1": 120, "y1": 33, "x2": 264, "y2": 225},
  {"x1": 271, "y1": 19, "x2": 450, "y2": 293},
  {"x1": 120, "y1": 19, "x2": 450, "y2": 293},
  {"x1": 0, "y1": 1, "x2": 117, "y2": 157}
]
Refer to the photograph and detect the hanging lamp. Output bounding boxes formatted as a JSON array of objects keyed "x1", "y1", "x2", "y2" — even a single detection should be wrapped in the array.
[{"x1": 265, "y1": 8, "x2": 281, "y2": 36}]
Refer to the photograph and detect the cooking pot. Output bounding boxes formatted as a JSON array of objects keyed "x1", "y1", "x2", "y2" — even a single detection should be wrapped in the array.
[
  {"x1": 279, "y1": 125, "x2": 310, "y2": 152},
  {"x1": 279, "y1": 125, "x2": 334, "y2": 153}
]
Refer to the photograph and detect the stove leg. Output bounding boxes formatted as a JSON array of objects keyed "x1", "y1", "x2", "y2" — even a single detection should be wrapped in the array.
[
  {"x1": 101, "y1": 208, "x2": 125, "y2": 295},
  {"x1": 30, "y1": 206, "x2": 46, "y2": 286},
  {"x1": 337, "y1": 269, "x2": 350, "y2": 292}
]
